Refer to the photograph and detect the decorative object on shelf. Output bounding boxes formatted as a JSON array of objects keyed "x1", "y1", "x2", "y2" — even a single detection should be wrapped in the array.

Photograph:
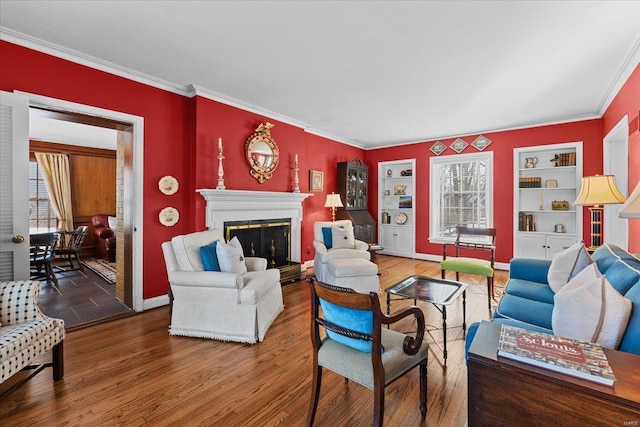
[
  {"x1": 539, "y1": 194, "x2": 544, "y2": 210},
  {"x1": 546, "y1": 179, "x2": 558, "y2": 188},
  {"x1": 619, "y1": 180, "x2": 640, "y2": 219},
  {"x1": 158, "y1": 175, "x2": 179, "y2": 195},
  {"x1": 324, "y1": 192, "x2": 343, "y2": 221},
  {"x1": 216, "y1": 137, "x2": 226, "y2": 190},
  {"x1": 450, "y1": 138, "x2": 468, "y2": 154},
  {"x1": 400, "y1": 169, "x2": 412, "y2": 176},
  {"x1": 393, "y1": 185, "x2": 407, "y2": 195},
  {"x1": 292, "y1": 153, "x2": 300, "y2": 193},
  {"x1": 399, "y1": 196, "x2": 412, "y2": 209},
  {"x1": 310, "y1": 170, "x2": 323, "y2": 192},
  {"x1": 159, "y1": 207, "x2": 179, "y2": 227},
  {"x1": 430, "y1": 140, "x2": 446, "y2": 156},
  {"x1": 245, "y1": 122, "x2": 279, "y2": 183},
  {"x1": 554, "y1": 223, "x2": 566, "y2": 233},
  {"x1": 551, "y1": 200, "x2": 570, "y2": 211},
  {"x1": 386, "y1": 169, "x2": 393, "y2": 177},
  {"x1": 524, "y1": 157, "x2": 538, "y2": 168},
  {"x1": 394, "y1": 212, "x2": 408, "y2": 225},
  {"x1": 574, "y1": 174, "x2": 626, "y2": 248},
  {"x1": 550, "y1": 152, "x2": 576, "y2": 167},
  {"x1": 384, "y1": 190, "x2": 390, "y2": 196},
  {"x1": 382, "y1": 211, "x2": 390, "y2": 224},
  {"x1": 471, "y1": 135, "x2": 492, "y2": 151}
]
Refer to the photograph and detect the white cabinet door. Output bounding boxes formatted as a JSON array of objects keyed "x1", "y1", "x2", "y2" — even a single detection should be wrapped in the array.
[
  {"x1": 517, "y1": 234, "x2": 547, "y2": 259},
  {"x1": 395, "y1": 226, "x2": 413, "y2": 254},
  {"x1": 0, "y1": 91, "x2": 30, "y2": 281},
  {"x1": 547, "y1": 234, "x2": 579, "y2": 258}
]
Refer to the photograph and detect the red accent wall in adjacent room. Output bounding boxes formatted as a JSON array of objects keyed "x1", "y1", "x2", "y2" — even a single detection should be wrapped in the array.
[
  {"x1": 366, "y1": 119, "x2": 603, "y2": 264},
  {"x1": 602, "y1": 63, "x2": 640, "y2": 253}
]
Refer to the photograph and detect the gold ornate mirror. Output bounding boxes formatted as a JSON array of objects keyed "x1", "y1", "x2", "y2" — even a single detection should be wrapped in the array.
[{"x1": 245, "y1": 122, "x2": 279, "y2": 183}]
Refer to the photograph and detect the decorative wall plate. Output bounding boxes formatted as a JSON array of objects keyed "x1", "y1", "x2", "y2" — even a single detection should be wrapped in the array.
[
  {"x1": 430, "y1": 140, "x2": 446, "y2": 156},
  {"x1": 471, "y1": 135, "x2": 492, "y2": 151},
  {"x1": 395, "y1": 212, "x2": 408, "y2": 225},
  {"x1": 159, "y1": 207, "x2": 179, "y2": 226},
  {"x1": 158, "y1": 175, "x2": 179, "y2": 195},
  {"x1": 450, "y1": 138, "x2": 468, "y2": 154}
]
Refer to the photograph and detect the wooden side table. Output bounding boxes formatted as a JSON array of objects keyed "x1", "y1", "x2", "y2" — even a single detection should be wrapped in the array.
[{"x1": 467, "y1": 321, "x2": 640, "y2": 426}]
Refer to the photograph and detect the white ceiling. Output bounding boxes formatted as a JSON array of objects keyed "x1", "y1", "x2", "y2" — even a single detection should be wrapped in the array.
[{"x1": 2, "y1": 1, "x2": 640, "y2": 149}]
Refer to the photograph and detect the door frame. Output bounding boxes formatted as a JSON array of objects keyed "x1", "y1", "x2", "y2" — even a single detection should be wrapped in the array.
[
  {"x1": 603, "y1": 115, "x2": 629, "y2": 250},
  {"x1": 17, "y1": 91, "x2": 145, "y2": 311}
]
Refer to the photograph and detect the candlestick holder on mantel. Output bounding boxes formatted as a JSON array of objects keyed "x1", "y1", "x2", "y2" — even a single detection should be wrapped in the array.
[
  {"x1": 216, "y1": 138, "x2": 226, "y2": 190},
  {"x1": 292, "y1": 154, "x2": 300, "y2": 193}
]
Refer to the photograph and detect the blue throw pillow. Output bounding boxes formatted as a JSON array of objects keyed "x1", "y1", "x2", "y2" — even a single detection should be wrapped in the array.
[
  {"x1": 200, "y1": 241, "x2": 221, "y2": 271},
  {"x1": 322, "y1": 227, "x2": 333, "y2": 249},
  {"x1": 319, "y1": 298, "x2": 374, "y2": 352}
]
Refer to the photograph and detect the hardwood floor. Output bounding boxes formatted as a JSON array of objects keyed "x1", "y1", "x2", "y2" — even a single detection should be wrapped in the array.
[{"x1": 1, "y1": 256, "x2": 509, "y2": 426}]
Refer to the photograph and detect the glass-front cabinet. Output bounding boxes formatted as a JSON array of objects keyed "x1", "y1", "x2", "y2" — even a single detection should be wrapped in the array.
[{"x1": 336, "y1": 158, "x2": 375, "y2": 243}]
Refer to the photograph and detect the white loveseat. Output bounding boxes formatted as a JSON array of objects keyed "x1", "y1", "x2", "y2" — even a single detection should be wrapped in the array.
[
  {"x1": 0, "y1": 280, "x2": 65, "y2": 390},
  {"x1": 161, "y1": 229, "x2": 284, "y2": 344}
]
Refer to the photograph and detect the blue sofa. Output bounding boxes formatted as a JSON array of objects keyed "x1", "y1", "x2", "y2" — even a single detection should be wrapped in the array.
[{"x1": 466, "y1": 243, "x2": 640, "y2": 356}]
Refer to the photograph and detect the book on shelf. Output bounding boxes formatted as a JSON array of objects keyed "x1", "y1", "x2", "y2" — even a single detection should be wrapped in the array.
[
  {"x1": 497, "y1": 325, "x2": 615, "y2": 386},
  {"x1": 519, "y1": 177, "x2": 542, "y2": 188},
  {"x1": 518, "y1": 212, "x2": 536, "y2": 231}
]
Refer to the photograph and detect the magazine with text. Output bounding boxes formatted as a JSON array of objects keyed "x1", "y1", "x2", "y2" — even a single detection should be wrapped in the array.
[{"x1": 497, "y1": 325, "x2": 615, "y2": 386}]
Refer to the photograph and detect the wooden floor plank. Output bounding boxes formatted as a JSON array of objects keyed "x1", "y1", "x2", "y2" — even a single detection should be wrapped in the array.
[{"x1": 0, "y1": 255, "x2": 508, "y2": 426}]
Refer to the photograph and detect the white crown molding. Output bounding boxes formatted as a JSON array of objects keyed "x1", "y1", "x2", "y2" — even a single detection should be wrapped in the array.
[
  {"x1": 0, "y1": 27, "x2": 189, "y2": 97},
  {"x1": 596, "y1": 28, "x2": 640, "y2": 115}
]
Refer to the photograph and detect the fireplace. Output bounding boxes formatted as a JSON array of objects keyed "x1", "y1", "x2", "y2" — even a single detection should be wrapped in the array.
[
  {"x1": 224, "y1": 218, "x2": 291, "y2": 269},
  {"x1": 197, "y1": 189, "x2": 313, "y2": 283}
]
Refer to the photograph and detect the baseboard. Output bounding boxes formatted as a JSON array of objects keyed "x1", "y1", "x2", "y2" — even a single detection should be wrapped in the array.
[{"x1": 143, "y1": 294, "x2": 170, "y2": 310}]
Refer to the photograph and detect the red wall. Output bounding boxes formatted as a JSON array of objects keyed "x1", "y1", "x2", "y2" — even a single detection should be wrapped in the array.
[
  {"x1": 0, "y1": 40, "x2": 365, "y2": 299},
  {"x1": 366, "y1": 120, "x2": 603, "y2": 264},
  {"x1": 2, "y1": 39, "x2": 636, "y2": 299},
  {"x1": 602, "y1": 64, "x2": 640, "y2": 253}
]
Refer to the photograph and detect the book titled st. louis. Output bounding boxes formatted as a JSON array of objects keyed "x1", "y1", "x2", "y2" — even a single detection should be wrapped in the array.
[{"x1": 497, "y1": 325, "x2": 615, "y2": 386}]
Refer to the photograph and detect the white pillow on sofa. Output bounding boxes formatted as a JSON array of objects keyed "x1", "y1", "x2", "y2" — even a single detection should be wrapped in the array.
[
  {"x1": 216, "y1": 236, "x2": 247, "y2": 274},
  {"x1": 547, "y1": 241, "x2": 592, "y2": 293},
  {"x1": 331, "y1": 224, "x2": 355, "y2": 249},
  {"x1": 552, "y1": 263, "x2": 632, "y2": 349}
]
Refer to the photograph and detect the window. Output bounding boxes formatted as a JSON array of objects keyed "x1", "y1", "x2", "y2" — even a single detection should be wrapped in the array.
[
  {"x1": 29, "y1": 160, "x2": 57, "y2": 229},
  {"x1": 429, "y1": 152, "x2": 493, "y2": 243}
]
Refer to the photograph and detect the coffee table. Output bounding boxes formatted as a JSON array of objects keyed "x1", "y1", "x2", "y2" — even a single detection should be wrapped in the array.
[{"x1": 385, "y1": 275, "x2": 467, "y2": 363}]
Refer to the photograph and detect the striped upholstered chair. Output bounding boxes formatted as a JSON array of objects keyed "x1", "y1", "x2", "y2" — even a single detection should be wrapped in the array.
[{"x1": 0, "y1": 280, "x2": 65, "y2": 396}]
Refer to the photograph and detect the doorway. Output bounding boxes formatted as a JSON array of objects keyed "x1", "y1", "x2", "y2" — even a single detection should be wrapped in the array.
[
  {"x1": 603, "y1": 115, "x2": 629, "y2": 250},
  {"x1": 21, "y1": 91, "x2": 145, "y2": 315}
]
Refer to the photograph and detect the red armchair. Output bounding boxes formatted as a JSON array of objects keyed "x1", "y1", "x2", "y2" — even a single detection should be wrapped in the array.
[{"x1": 91, "y1": 214, "x2": 116, "y2": 262}]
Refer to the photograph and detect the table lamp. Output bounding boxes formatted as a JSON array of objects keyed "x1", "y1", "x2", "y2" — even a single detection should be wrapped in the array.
[
  {"x1": 619, "y1": 181, "x2": 640, "y2": 219},
  {"x1": 574, "y1": 174, "x2": 626, "y2": 249},
  {"x1": 324, "y1": 192, "x2": 343, "y2": 221}
]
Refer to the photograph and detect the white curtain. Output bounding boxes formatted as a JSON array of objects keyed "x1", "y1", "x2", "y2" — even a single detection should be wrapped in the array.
[{"x1": 35, "y1": 152, "x2": 74, "y2": 232}]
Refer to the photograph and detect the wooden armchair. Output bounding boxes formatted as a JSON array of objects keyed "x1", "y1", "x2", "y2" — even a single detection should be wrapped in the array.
[
  {"x1": 441, "y1": 226, "x2": 497, "y2": 311},
  {"x1": 307, "y1": 278, "x2": 429, "y2": 426}
]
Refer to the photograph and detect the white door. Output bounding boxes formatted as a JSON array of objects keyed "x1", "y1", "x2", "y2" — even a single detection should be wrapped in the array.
[{"x1": 0, "y1": 91, "x2": 30, "y2": 281}]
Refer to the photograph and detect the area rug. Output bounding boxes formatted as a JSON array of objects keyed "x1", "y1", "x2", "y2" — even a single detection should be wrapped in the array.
[{"x1": 82, "y1": 259, "x2": 116, "y2": 284}]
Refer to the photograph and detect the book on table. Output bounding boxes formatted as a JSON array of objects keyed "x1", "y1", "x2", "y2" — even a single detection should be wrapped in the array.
[{"x1": 497, "y1": 325, "x2": 615, "y2": 386}]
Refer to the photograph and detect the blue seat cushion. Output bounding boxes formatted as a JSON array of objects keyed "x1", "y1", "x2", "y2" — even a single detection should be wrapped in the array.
[
  {"x1": 592, "y1": 243, "x2": 623, "y2": 273},
  {"x1": 509, "y1": 258, "x2": 551, "y2": 284},
  {"x1": 504, "y1": 278, "x2": 555, "y2": 305},
  {"x1": 319, "y1": 298, "x2": 374, "y2": 353},
  {"x1": 618, "y1": 281, "x2": 640, "y2": 355},
  {"x1": 495, "y1": 294, "x2": 554, "y2": 330}
]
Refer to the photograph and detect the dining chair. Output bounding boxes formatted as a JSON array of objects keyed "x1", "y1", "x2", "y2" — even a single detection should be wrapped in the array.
[
  {"x1": 30, "y1": 232, "x2": 60, "y2": 288},
  {"x1": 55, "y1": 226, "x2": 88, "y2": 271},
  {"x1": 441, "y1": 226, "x2": 497, "y2": 311},
  {"x1": 307, "y1": 278, "x2": 429, "y2": 427}
]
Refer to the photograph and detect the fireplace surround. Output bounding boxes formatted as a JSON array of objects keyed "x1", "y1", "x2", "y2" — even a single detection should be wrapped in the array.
[{"x1": 197, "y1": 189, "x2": 312, "y2": 267}]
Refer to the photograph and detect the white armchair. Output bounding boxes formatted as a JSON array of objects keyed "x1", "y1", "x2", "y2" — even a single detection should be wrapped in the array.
[
  {"x1": 161, "y1": 229, "x2": 284, "y2": 344},
  {"x1": 313, "y1": 220, "x2": 371, "y2": 283}
]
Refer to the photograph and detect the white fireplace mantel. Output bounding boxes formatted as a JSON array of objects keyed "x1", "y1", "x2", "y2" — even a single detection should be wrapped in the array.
[{"x1": 197, "y1": 189, "x2": 313, "y2": 262}]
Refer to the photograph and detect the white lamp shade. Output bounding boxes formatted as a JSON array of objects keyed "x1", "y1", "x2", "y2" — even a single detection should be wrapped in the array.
[
  {"x1": 619, "y1": 181, "x2": 640, "y2": 218},
  {"x1": 324, "y1": 193, "x2": 344, "y2": 208},
  {"x1": 574, "y1": 175, "x2": 626, "y2": 206}
]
